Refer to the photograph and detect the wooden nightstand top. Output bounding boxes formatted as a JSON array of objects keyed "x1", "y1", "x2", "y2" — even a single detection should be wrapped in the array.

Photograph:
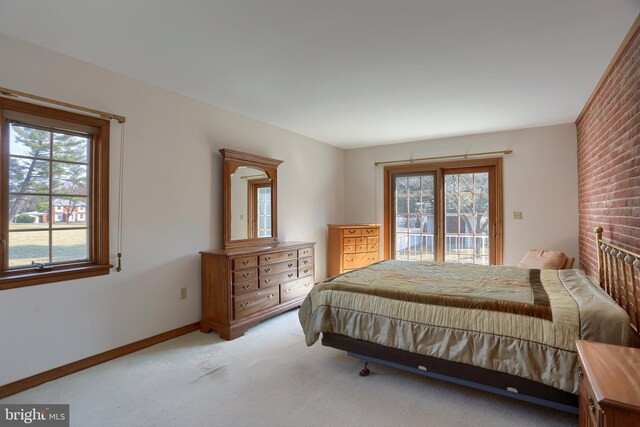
[{"x1": 576, "y1": 340, "x2": 640, "y2": 413}]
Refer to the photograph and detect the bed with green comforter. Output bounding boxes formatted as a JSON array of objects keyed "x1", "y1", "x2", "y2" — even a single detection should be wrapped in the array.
[{"x1": 299, "y1": 260, "x2": 629, "y2": 394}]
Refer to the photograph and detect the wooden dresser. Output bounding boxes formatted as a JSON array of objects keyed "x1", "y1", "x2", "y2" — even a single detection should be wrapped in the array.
[
  {"x1": 327, "y1": 224, "x2": 381, "y2": 276},
  {"x1": 576, "y1": 340, "x2": 640, "y2": 427},
  {"x1": 200, "y1": 241, "x2": 315, "y2": 340}
]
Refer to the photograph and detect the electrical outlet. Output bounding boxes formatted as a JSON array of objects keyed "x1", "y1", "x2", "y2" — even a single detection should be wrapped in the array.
[
  {"x1": 512, "y1": 211, "x2": 523, "y2": 220},
  {"x1": 180, "y1": 287, "x2": 187, "y2": 300}
]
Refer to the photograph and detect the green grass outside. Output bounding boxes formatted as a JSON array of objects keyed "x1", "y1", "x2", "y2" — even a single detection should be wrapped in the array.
[{"x1": 8, "y1": 222, "x2": 88, "y2": 267}]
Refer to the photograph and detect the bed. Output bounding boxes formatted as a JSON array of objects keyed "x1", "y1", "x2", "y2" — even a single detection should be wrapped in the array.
[{"x1": 299, "y1": 227, "x2": 639, "y2": 413}]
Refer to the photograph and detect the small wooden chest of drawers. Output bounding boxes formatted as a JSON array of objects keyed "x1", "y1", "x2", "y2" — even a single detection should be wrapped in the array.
[
  {"x1": 327, "y1": 224, "x2": 381, "y2": 276},
  {"x1": 576, "y1": 340, "x2": 640, "y2": 427},
  {"x1": 200, "y1": 241, "x2": 315, "y2": 340}
]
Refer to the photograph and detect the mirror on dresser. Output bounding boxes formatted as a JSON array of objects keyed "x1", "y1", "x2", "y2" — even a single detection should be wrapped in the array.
[{"x1": 221, "y1": 149, "x2": 283, "y2": 248}]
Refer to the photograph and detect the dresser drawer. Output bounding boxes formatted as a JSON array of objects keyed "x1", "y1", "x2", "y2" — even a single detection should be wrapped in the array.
[
  {"x1": 299, "y1": 265, "x2": 314, "y2": 278},
  {"x1": 259, "y1": 250, "x2": 298, "y2": 265},
  {"x1": 260, "y1": 260, "x2": 297, "y2": 275},
  {"x1": 343, "y1": 238, "x2": 356, "y2": 246},
  {"x1": 234, "y1": 289, "x2": 278, "y2": 319},
  {"x1": 367, "y1": 242, "x2": 380, "y2": 252},
  {"x1": 299, "y1": 247, "x2": 313, "y2": 258},
  {"x1": 344, "y1": 245, "x2": 356, "y2": 253},
  {"x1": 233, "y1": 255, "x2": 258, "y2": 270},
  {"x1": 260, "y1": 270, "x2": 298, "y2": 288},
  {"x1": 233, "y1": 268, "x2": 257, "y2": 283},
  {"x1": 342, "y1": 228, "x2": 362, "y2": 237},
  {"x1": 233, "y1": 279, "x2": 258, "y2": 295},
  {"x1": 578, "y1": 365, "x2": 603, "y2": 427},
  {"x1": 362, "y1": 227, "x2": 379, "y2": 236},
  {"x1": 281, "y1": 276, "x2": 314, "y2": 303},
  {"x1": 355, "y1": 237, "x2": 367, "y2": 245},
  {"x1": 355, "y1": 244, "x2": 367, "y2": 253},
  {"x1": 299, "y1": 256, "x2": 313, "y2": 268},
  {"x1": 364, "y1": 252, "x2": 380, "y2": 263},
  {"x1": 342, "y1": 252, "x2": 379, "y2": 269}
]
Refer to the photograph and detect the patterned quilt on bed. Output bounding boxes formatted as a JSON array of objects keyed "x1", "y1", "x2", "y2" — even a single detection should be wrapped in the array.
[{"x1": 299, "y1": 260, "x2": 630, "y2": 394}]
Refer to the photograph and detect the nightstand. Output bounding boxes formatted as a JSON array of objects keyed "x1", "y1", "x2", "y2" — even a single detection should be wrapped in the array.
[{"x1": 576, "y1": 340, "x2": 640, "y2": 427}]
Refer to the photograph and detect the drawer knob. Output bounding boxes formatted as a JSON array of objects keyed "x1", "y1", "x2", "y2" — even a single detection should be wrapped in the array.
[
  {"x1": 239, "y1": 301, "x2": 249, "y2": 309},
  {"x1": 578, "y1": 366, "x2": 583, "y2": 382},
  {"x1": 242, "y1": 260, "x2": 250, "y2": 265},
  {"x1": 288, "y1": 273, "x2": 294, "y2": 278},
  {"x1": 285, "y1": 289, "x2": 292, "y2": 294},
  {"x1": 242, "y1": 283, "x2": 250, "y2": 289},
  {"x1": 288, "y1": 252, "x2": 294, "y2": 257},
  {"x1": 265, "y1": 267, "x2": 271, "y2": 273},
  {"x1": 304, "y1": 283, "x2": 310, "y2": 287},
  {"x1": 588, "y1": 396, "x2": 595, "y2": 413},
  {"x1": 242, "y1": 272, "x2": 250, "y2": 278},
  {"x1": 268, "y1": 294, "x2": 274, "y2": 300},
  {"x1": 264, "y1": 279, "x2": 271, "y2": 284}
]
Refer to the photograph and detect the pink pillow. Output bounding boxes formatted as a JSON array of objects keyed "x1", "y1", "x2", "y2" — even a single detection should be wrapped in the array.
[{"x1": 518, "y1": 249, "x2": 567, "y2": 269}]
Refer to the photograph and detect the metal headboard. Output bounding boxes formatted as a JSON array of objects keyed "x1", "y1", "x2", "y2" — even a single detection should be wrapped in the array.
[{"x1": 595, "y1": 226, "x2": 640, "y2": 347}]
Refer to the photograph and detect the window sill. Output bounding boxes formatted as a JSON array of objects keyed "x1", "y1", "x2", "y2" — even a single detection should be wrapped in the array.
[{"x1": 0, "y1": 264, "x2": 111, "y2": 291}]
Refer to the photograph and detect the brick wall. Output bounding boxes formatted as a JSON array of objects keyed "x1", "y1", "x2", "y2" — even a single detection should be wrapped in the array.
[{"x1": 576, "y1": 21, "x2": 640, "y2": 278}]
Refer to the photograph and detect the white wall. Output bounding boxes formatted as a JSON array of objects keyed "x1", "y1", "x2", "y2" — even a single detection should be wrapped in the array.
[
  {"x1": 344, "y1": 124, "x2": 579, "y2": 266},
  {"x1": 0, "y1": 34, "x2": 344, "y2": 385}
]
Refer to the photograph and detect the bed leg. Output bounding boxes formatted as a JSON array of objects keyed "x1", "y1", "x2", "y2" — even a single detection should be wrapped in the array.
[{"x1": 359, "y1": 361, "x2": 370, "y2": 377}]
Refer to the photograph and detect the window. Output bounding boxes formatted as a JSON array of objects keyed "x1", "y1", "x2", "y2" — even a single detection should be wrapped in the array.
[
  {"x1": 384, "y1": 158, "x2": 503, "y2": 265},
  {"x1": 0, "y1": 98, "x2": 110, "y2": 290},
  {"x1": 247, "y1": 178, "x2": 271, "y2": 239}
]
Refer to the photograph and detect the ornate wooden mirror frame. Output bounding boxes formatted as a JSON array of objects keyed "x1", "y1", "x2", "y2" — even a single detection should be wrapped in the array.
[{"x1": 220, "y1": 149, "x2": 283, "y2": 248}]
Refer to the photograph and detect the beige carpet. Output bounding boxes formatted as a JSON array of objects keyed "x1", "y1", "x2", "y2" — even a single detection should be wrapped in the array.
[{"x1": 1, "y1": 310, "x2": 577, "y2": 427}]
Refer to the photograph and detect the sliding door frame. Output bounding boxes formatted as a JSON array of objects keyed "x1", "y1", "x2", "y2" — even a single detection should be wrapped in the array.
[{"x1": 383, "y1": 157, "x2": 503, "y2": 265}]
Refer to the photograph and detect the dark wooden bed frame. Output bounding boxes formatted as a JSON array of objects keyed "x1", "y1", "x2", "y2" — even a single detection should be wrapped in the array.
[{"x1": 320, "y1": 227, "x2": 640, "y2": 414}]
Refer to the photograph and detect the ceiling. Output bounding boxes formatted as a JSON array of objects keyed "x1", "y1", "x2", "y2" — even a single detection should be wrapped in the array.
[{"x1": 0, "y1": 1, "x2": 638, "y2": 149}]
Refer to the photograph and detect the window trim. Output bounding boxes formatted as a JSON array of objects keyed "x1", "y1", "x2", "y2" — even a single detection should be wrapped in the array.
[
  {"x1": 383, "y1": 157, "x2": 503, "y2": 265},
  {"x1": 0, "y1": 98, "x2": 110, "y2": 290}
]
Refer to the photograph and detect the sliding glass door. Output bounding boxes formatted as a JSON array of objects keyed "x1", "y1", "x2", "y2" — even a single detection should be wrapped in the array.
[{"x1": 385, "y1": 160, "x2": 501, "y2": 265}]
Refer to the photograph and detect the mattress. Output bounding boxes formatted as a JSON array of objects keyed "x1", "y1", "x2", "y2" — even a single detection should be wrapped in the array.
[{"x1": 299, "y1": 260, "x2": 630, "y2": 394}]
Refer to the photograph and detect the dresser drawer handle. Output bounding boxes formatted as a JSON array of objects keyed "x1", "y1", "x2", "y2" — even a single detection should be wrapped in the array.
[
  {"x1": 303, "y1": 260, "x2": 309, "y2": 265},
  {"x1": 268, "y1": 294, "x2": 274, "y2": 300},
  {"x1": 285, "y1": 288, "x2": 292, "y2": 294},
  {"x1": 588, "y1": 396, "x2": 595, "y2": 413},
  {"x1": 239, "y1": 301, "x2": 249, "y2": 309},
  {"x1": 348, "y1": 230, "x2": 356, "y2": 234},
  {"x1": 242, "y1": 260, "x2": 250, "y2": 265},
  {"x1": 264, "y1": 256, "x2": 271, "y2": 261},
  {"x1": 346, "y1": 258, "x2": 353, "y2": 262},
  {"x1": 288, "y1": 263, "x2": 294, "y2": 268},
  {"x1": 242, "y1": 283, "x2": 251, "y2": 290},
  {"x1": 303, "y1": 269, "x2": 309, "y2": 273},
  {"x1": 288, "y1": 273, "x2": 294, "y2": 278},
  {"x1": 366, "y1": 230, "x2": 373, "y2": 234},
  {"x1": 242, "y1": 272, "x2": 251, "y2": 278},
  {"x1": 264, "y1": 267, "x2": 271, "y2": 273},
  {"x1": 304, "y1": 283, "x2": 310, "y2": 287},
  {"x1": 287, "y1": 252, "x2": 294, "y2": 257},
  {"x1": 302, "y1": 250, "x2": 309, "y2": 255},
  {"x1": 578, "y1": 366, "x2": 583, "y2": 382},
  {"x1": 264, "y1": 279, "x2": 271, "y2": 284}
]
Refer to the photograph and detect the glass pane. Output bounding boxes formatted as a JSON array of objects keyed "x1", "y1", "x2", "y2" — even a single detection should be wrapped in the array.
[
  {"x1": 445, "y1": 175, "x2": 457, "y2": 194},
  {"x1": 52, "y1": 229, "x2": 88, "y2": 263},
  {"x1": 10, "y1": 124, "x2": 50, "y2": 158},
  {"x1": 408, "y1": 196, "x2": 421, "y2": 213},
  {"x1": 396, "y1": 197, "x2": 408, "y2": 214},
  {"x1": 460, "y1": 215, "x2": 474, "y2": 234},
  {"x1": 460, "y1": 174, "x2": 473, "y2": 192},
  {"x1": 408, "y1": 177, "x2": 420, "y2": 196},
  {"x1": 445, "y1": 215, "x2": 459, "y2": 233},
  {"x1": 474, "y1": 194, "x2": 488, "y2": 214},
  {"x1": 476, "y1": 215, "x2": 490, "y2": 234},
  {"x1": 9, "y1": 195, "x2": 50, "y2": 228},
  {"x1": 408, "y1": 234, "x2": 422, "y2": 253},
  {"x1": 408, "y1": 214, "x2": 420, "y2": 230},
  {"x1": 422, "y1": 195, "x2": 434, "y2": 214},
  {"x1": 53, "y1": 133, "x2": 88, "y2": 163},
  {"x1": 395, "y1": 177, "x2": 407, "y2": 196},
  {"x1": 52, "y1": 163, "x2": 88, "y2": 195},
  {"x1": 474, "y1": 173, "x2": 488, "y2": 193},
  {"x1": 8, "y1": 230, "x2": 49, "y2": 267},
  {"x1": 52, "y1": 197, "x2": 87, "y2": 227},
  {"x1": 396, "y1": 214, "x2": 408, "y2": 231},
  {"x1": 460, "y1": 193, "x2": 473, "y2": 213},
  {"x1": 421, "y1": 175, "x2": 434, "y2": 194},
  {"x1": 446, "y1": 195, "x2": 458, "y2": 213},
  {"x1": 9, "y1": 158, "x2": 50, "y2": 193}
]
